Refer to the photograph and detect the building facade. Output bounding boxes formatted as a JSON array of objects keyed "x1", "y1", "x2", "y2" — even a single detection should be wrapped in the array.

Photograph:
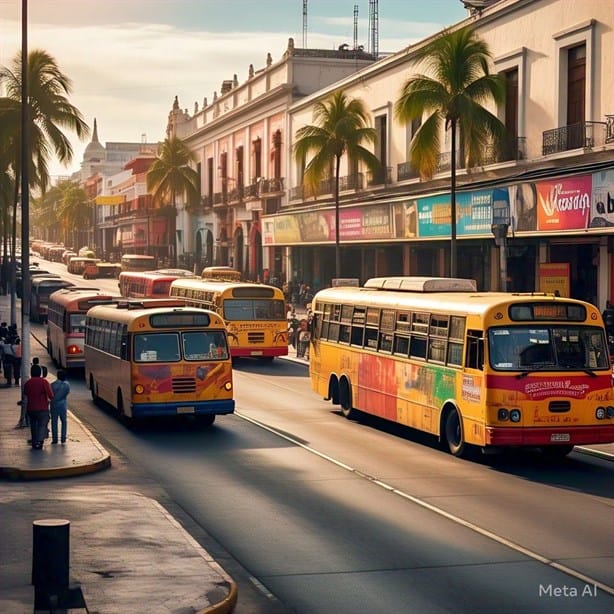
[
  {"x1": 166, "y1": 38, "x2": 377, "y2": 281},
  {"x1": 259, "y1": 0, "x2": 612, "y2": 309}
]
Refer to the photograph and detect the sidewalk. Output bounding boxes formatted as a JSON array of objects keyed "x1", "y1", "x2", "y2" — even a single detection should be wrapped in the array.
[{"x1": 0, "y1": 298, "x2": 237, "y2": 613}]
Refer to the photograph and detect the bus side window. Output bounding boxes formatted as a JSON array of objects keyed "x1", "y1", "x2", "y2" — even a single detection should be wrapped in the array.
[{"x1": 466, "y1": 330, "x2": 484, "y2": 370}]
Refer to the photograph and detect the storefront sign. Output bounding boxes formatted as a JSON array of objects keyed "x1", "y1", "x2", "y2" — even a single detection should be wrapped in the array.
[
  {"x1": 536, "y1": 176, "x2": 592, "y2": 231},
  {"x1": 589, "y1": 169, "x2": 614, "y2": 228},
  {"x1": 539, "y1": 262, "x2": 570, "y2": 297}
]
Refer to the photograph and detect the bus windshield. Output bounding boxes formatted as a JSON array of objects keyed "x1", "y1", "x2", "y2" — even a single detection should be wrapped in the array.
[
  {"x1": 134, "y1": 331, "x2": 228, "y2": 362},
  {"x1": 488, "y1": 326, "x2": 609, "y2": 371},
  {"x1": 223, "y1": 298, "x2": 285, "y2": 321}
]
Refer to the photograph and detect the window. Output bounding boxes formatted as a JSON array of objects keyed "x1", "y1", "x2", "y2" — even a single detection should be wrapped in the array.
[{"x1": 466, "y1": 329, "x2": 484, "y2": 370}]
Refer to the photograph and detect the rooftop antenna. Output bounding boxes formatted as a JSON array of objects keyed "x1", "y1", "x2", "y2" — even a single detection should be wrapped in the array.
[
  {"x1": 302, "y1": 0, "x2": 307, "y2": 48},
  {"x1": 368, "y1": 0, "x2": 379, "y2": 58},
  {"x1": 353, "y1": 5, "x2": 358, "y2": 50}
]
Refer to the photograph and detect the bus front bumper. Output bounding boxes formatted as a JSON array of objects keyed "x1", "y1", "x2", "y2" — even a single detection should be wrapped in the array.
[
  {"x1": 485, "y1": 425, "x2": 614, "y2": 446},
  {"x1": 131, "y1": 399, "x2": 235, "y2": 419}
]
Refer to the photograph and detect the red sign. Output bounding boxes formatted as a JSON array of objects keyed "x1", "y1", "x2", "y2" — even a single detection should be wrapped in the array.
[{"x1": 536, "y1": 176, "x2": 592, "y2": 230}]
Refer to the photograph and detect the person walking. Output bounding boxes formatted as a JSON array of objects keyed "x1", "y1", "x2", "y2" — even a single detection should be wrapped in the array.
[
  {"x1": 10, "y1": 337, "x2": 22, "y2": 386},
  {"x1": 23, "y1": 364, "x2": 54, "y2": 450},
  {"x1": 1, "y1": 337, "x2": 14, "y2": 386},
  {"x1": 50, "y1": 370, "x2": 70, "y2": 444}
]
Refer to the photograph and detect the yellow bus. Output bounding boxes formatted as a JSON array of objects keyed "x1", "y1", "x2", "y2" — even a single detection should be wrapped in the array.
[
  {"x1": 309, "y1": 276, "x2": 614, "y2": 459},
  {"x1": 120, "y1": 254, "x2": 157, "y2": 272},
  {"x1": 169, "y1": 278, "x2": 288, "y2": 359},
  {"x1": 84, "y1": 299, "x2": 234, "y2": 424},
  {"x1": 47, "y1": 288, "x2": 118, "y2": 369},
  {"x1": 201, "y1": 266, "x2": 242, "y2": 281}
]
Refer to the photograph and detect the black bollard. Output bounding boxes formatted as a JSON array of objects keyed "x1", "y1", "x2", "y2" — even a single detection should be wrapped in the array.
[
  {"x1": 32, "y1": 519, "x2": 70, "y2": 593},
  {"x1": 32, "y1": 519, "x2": 86, "y2": 611}
]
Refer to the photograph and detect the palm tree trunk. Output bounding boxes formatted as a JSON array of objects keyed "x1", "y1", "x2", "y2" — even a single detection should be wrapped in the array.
[
  {"x1": 450, "y1": 119, "x2": 457, "y2": 278},
  {"x1": 334, "y1": 155, "x2": 341, "y2": 279}
]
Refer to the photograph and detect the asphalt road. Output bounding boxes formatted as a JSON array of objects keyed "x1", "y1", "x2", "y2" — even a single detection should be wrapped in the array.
[{"x1": 27, "y1": 260, "x2": 614, "y2": 613}]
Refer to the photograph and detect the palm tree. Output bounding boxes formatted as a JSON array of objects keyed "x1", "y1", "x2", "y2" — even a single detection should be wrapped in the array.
[
  {"x1": 293, "y1": 90, "x2": 380, "y2": 280},
  {"x1": 57, "y1": 180, "x2": 91, "y2": 247},
  {"x1": 0, "y1": 48, "x2": 89, "y2": 320},
  {"x1": 146, "y1": 136, "x2": 200, "y2": 266},
  {"x1": 394, "y1": 26, "x2": 506, "y2": 278}
]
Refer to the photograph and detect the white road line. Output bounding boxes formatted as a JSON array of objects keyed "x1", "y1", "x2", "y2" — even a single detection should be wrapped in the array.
[{"x1": 236, "y1": 410, "x2": 614, "y2": 596}]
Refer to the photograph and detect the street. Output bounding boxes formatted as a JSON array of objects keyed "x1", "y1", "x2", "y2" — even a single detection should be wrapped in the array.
[{"x1": 15, "y1": 261, "x2": 614, "y2": 613}]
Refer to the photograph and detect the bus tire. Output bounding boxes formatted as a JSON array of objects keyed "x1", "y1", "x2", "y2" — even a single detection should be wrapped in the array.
[
  {"x1": 198, "y1": 414, "x2": 216, "y2": 427},
  {"x1": 89, "y1": 375, "x2": 99, "y2": 404},
  {"x1": 540, "y1": 445, "x2": 574, "y2": 460},
  {"x1": 117, "y1": 391, "x2": 132, "y2": 425},
  {"x1": 339, "y1": 377, "x2": 357, "y2": 420},
  {"x1": 443, "y1": 408, "x2": 466, "y2": 457}
]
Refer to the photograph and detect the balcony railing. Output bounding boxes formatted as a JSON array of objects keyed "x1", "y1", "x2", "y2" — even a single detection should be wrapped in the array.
[
  {"x1": 339, "y1": 173, "x2": 364, "y2": 191},
  {"x1": 260, "y1": 177, "x2": 285, "y2": 194},
  {"x1": 397, "y1": 161, "x2": 420, "y2": 181},
  {"x1": 482, "y1": 136, "x2": 527, "y2": 164},
  {"x1": 542, "y1": 121, "x2": 607, "y2": 156},
  {"x1": 366, "y1": 167, "x2": 392, "y2": 187},
  {"x1": 605, "y1": 115, "x2": 614, "y2": 144}
]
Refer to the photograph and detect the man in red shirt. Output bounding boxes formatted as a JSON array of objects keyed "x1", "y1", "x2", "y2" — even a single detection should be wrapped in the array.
[{"x1": 24, "y1": 364, "x2": 54, "y2": 450}]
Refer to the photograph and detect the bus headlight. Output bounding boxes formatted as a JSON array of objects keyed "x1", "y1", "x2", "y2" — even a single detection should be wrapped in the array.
[
  {"x1": 224, "y1": 381, "x2": 233, "y2": 391},
  {"x1": 509, "y1": 409, "x2": 522, "y2": 423},
  {"x1": 135, "y1": 384, "x2": 144, "y2": 394},
  {"x1": 607, "y1": 406, "x2": 614, "y2": 418},
  {"x1": 497, "y1": 408, "x2": 509, "y2": 421},
  {"x1": 596, "y1": 407, "x2": 606, "y2": 420}
]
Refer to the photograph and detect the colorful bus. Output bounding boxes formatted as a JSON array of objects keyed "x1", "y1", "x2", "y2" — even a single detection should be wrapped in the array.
[
  {"x1": 84, "y1": 300, "x2": 234, "y2": 424},
  {"x1": 120, "y1": 254, "x2": 157, "y2": 272},
  {"x1": 309, "y1": 276, "x2": 614, "y2": 459},
  {"x1": 30, "y1": 277, "x2": 76, "y2": 323},
  {"x1": 118, "y1": 270, "x2": 196, "y2": 298},
  {"x1": 47, "y1": 288, "x2": 118, "y2": 369},
  {"x1": 169, "y1": 278, "x2": 288, "y2": 359}
]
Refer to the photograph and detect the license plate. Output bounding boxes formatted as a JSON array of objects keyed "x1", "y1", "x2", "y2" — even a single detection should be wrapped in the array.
[
  {"x1": 251, "y1": 350, "x2": 263, "y2": 356},
  {"x1": 177, "y1": 406, "x2": 195, "y2": 414},
  {"x1": 550, "y1": 433, "x2": 570, "y2": 442}
]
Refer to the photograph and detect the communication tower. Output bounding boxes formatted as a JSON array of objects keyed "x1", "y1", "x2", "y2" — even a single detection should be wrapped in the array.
[
  {"x1": 302, "y1": 0, "x2": 308, "y2": 48},
  {"x1": 368, "y1": 0, "x2": 379, "y2": 58}
]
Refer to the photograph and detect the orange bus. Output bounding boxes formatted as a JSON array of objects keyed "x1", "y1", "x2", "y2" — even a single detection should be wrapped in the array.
[
  {"x1": 169, "y1": 278, "x2": 288, "y2": 359},
  {"x1": 309, "y1": 276, "x2": 614, "y2": 459},
  {"x1": 47, "y1": 288, "x2": 118, "y2": 369},
  {"x1": 118, "y1": 270, "x2": 196, "y2": 298},
  {"x1": 84, "y1": 300, "x2": 234, "y2": 424},
  {"x1": 120, "y1": 254, "x2": 157, "y2": 272}
]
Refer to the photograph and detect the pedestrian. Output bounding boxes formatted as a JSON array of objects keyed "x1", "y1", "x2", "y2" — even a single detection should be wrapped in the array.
[
  {"x1": 50, "y1": 370, "x2": 70, "y2": 444},
  {"x1": 1, "y1": 337, "x2": 14, "y2": 386},
  {"x1": 10, "y1": 337, "x2": 22, "y2": 386},
  {"x1": 32, "y1": 356, "x2": 48, "y2": 378},
  {"x1": 0, "y1": 321, "x2": 8, "y2": 339},
  {"x1": 23, "y1": 364, "x2": 54, "y2": 450}
]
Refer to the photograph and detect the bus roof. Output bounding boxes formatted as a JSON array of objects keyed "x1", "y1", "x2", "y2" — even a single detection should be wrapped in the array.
[
  {"x1": 313, "y1": 279, "x2": 598, "y2": 320},
  {"x1": 86, "y1": 304, "x2": 225, "y2": 328},
  {"x1": 364, "y1": 276, "x2": 477, "y2": 292},
  {"x1": 170, "y1": 277, "x2": 284, "y2": 296},
  {"x1": 48, "y1": 287, "x2": 119, "y2": 308},
  {"x1": 201, "y1": 266, "x2": 242, "y2": 281}
]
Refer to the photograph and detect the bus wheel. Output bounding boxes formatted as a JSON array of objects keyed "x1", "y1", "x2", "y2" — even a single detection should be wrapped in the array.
[
  {"x1": 339, "y1": 378, "x2": 357, "y2": 420},
  {"x1": 89, "y1": 375, "x2": 99, "y2": 403},
  {"x1": 443, "y1": 408, "x2": 466, "y2": 457},
  {"x1": 198, "y1": 414, "x2": 216, "y2": 427},
  {"x1": 540, "y1": 445, "x2": 574, "y2": 460},
  {"x1": 117, "y1": 391, "x2": 132, "y2": 425}
]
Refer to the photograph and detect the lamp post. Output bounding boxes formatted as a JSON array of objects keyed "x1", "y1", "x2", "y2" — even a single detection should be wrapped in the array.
[{"x1": 491, "y1": 223, "x2": 510, "y2": 292}]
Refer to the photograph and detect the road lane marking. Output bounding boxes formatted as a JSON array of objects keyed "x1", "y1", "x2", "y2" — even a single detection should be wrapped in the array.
[{"x1": 236, "y1": 410, "x2": 614, "y2": 596}]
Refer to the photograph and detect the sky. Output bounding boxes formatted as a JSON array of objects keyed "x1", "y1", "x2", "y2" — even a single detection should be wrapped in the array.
[{"x1": 0, "y1": 0, "x2": 469, "y2": 178}]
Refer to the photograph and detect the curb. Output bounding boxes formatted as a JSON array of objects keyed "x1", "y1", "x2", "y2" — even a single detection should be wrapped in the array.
[{"x1": 0, "y1": 412, "x2": 111, "y2": 481}]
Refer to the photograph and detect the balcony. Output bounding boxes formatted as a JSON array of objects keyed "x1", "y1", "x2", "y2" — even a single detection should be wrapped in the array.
[
  {"x1": 482, "y1": 136, "x2": 527, "y2": 164},
  {"x1": 605, "y1": 115, "x2": 614, "y2": 144},
  {"x1": 397, "y1": 161, "x2": 420, "y2": 181},
  {"x1": 260, "y1": 177, "x2": 285, "y2": 195},
  {"x1": 542, "y1": 121, "x2": 607, "y2": 156},
  {"x1": 227, "y1": 185, "x2": 244, "y2": 204},
  {"x1": 366, "y1": 167, "x2": 392, "y2": 187}
]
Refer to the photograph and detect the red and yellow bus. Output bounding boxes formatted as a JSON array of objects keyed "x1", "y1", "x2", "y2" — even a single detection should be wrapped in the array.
[
  {"x1": 309, "y1": 276, "x2": 614, "y2": 459},
  {"x1": 47, "y1": 288, "x2": 118, "y2": 369},
  {"x1": 169, "y1": 278, "x2": 288, "y2": 359},
  {"x1": 118, "y1": 269, "x2": 196, "y2": 298},
  {"x1": 84, "y1": 300, "x2": 234, "y2": 424}
]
